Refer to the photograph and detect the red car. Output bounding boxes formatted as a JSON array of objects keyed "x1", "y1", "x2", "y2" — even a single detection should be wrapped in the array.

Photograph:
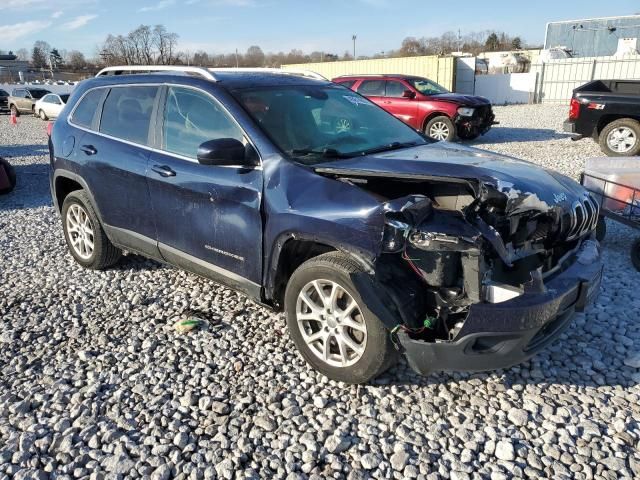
[{"x1": 333, "y1": 74, "x2": 495, "y2": 141}]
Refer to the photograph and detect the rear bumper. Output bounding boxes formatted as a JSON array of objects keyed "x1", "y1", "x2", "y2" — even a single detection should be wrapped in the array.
[
  {"x1": 398, "y1": 239, "x2": 603, "y2": 375},
  {"x1": 563, "y1": 119, "x2": 584, "y2": 140}
]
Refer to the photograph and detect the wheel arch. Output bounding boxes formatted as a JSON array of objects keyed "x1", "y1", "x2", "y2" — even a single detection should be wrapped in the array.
[
  {"x1": 265, "y1": 234, "x2": 375, "y2": 310},
  {"x1": 596, "y1": 114, "x2": 640, "y2": 135},
  {"x1": 421, "y1": 111, "x2": 452, "y2": 132},
  {"x1": 53, "y1": 170, "x2": 103, "y2": 222}
]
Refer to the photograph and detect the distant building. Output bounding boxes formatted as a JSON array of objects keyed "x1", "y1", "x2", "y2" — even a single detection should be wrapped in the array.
[
  {"x1": 545, "y1": 15, "x2": 640, "y2": 57},
  {"x1": 0, "y1": 54, "x2": 30, "y2": 80}
]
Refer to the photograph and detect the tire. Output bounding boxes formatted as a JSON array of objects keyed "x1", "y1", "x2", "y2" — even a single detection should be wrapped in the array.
[
  {"x1": 0, "y1": 157, "x2": 16, "y2": 195},
  {"x1": 599, "y1": 118, "x2": 640, "y2": 156},
  {"x1": 32, "y1": 106, "x2": 37, "y2": 117},
  {"x1": 61, "y1": 190, "x2": 122, "y2": 270},
  {"x1": 39, "y1": 109, "x2": 48, "y2": 121},
  {"x1": 595, "y1": 216, "x2": 607, "y2": 242},
  {"x1": 425, "y1": 115, "x2": 456, "y2": 142},
  {"x1": 10, "y1": 105, "x2": 19, "y2": 117},
  {"x1": 631, "y1": 238, "x2": 640, "y2": 272},
  {"x1": 284, "y1": 252, "x2": 398, "y2": 384}
]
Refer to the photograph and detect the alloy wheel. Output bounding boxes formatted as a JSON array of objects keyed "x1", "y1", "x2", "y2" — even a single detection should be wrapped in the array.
[
  {"x1": 295, "y1": 279, "x2": 367, "y2": 368},
  {"x1": 66, "y1": 204, "x2": 95, "y2": 260},
  {"x1": 429, "y1": 121, "x2": 450, "y2": 141},
  {"x1": 607, "y1": 127, "x2": 637, "y2": 153}
]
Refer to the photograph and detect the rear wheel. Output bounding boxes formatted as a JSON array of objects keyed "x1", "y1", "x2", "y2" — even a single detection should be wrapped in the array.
[
  {"x1": 61, "y1": 190, "x2": 122, "y2": 270},
  {"x1": 39, "y1": 109, "x2": 48, "y2": 121},
  {"x1": 599, "y1": 118, "x2": 640, "y2": 156},
  {"x1": 425, "y1": 115, "x2": 456, "y2": 142},
  {"x1": 631, "y1": 238, "x2": 640, "y2": 272},
  {"x1": 285, "y1": 252, "x2": 397, "y2": 384}
]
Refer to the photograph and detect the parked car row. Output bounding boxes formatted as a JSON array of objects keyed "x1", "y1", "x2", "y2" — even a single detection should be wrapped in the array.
[
  {"x1": 6, "y1": 87, "x2": 69, "y2": 119},
  {"x1": 47, "y1": 65, "x2": 602, "y2": 383}
]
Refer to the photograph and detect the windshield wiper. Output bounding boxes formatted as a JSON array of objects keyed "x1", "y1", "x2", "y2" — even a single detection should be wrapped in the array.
[
  {"x1": 352, "y1": 141, "x2": 420, "y2": 157},
  {"x1": 290, "y1": 147, "x2": 347, "y2": 158}
]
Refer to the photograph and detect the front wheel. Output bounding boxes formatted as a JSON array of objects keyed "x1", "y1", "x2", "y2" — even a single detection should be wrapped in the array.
[
  {"x1": 284, "y1": 252, "x2": 397, "y2": 384},
  {"x1": 39, "y1": 109, "x2": 48, "y2": 121},
  {"x1": 425, "y1": 115, "x2": 456, "y2": 142},
  {"x1": 61, "y1": 190, "x2": 122, "y2": 270},
  {"x1": 599, "y1": 118, "x2": 640, "y2": 156}
]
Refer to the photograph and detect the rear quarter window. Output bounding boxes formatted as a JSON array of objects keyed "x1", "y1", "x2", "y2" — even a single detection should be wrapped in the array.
[
  {"x1": 71, "y1": 89, "x2": 104, "y2": 129},
  {"x1": 99, "y1": 86, "x2": 158, "y2": 145}
]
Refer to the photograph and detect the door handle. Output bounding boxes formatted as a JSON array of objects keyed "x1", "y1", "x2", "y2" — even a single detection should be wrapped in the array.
[
  {"x1": 80, "y1": 145, "x2": 97, "y2": 155},
  {"x1": 151, "y1": 165, "x2": 176, "y2": 177}
]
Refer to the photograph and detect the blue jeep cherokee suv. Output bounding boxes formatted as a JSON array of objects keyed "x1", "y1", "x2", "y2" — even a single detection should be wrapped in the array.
[{"x1": 49, "y1": 66, "x2": 603, "y2": 383}]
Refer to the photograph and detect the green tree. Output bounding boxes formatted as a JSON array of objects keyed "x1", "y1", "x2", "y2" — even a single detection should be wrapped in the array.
[
  {"x1": 31, "y1": 46, "x2": 48, "y2": 69},
  {"x1": 511, "y1": 37, "x2": 523, "y2": 49},
  {"x1": 485, "y1": 33, "x2": 499, "y2": 51},
  {"x1": 50, "y1": 48, "x2": 63, "y2": 69}
]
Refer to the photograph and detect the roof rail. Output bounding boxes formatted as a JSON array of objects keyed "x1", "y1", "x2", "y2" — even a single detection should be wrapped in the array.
[
  {"x1": 96, "y1": 65, "x2": 217, "y2": 81},
  {"x1": 209, "y1": 67, "x2": 327, "y2": 81}
]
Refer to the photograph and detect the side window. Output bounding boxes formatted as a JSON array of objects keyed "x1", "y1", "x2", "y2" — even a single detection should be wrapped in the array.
[
  {"x1": 43, "y1": 95, "x2": 54, "y2": 103},
  {"x1": 100, "y1": 86, "x2": 158, "y2": 145},
  {"x1": 162, "y1": 86, "x2": 244, "y2": 159},
  {"x1": 357, "y1": 80, "x2": 385, "y2": 96},
  {"x1": 385, "y1": 81, "x2": 408, "y2": 98},
  {"x1": 71, "y1": 89, "x2": 104, "y2": 129},
  {"x1": 336, "y1": 80, "x2": 356, "y2": 90}
]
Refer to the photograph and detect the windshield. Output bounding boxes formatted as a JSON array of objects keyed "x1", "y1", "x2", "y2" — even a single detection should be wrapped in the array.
[
  {"x1": 0, "y1": 89, "x2": 8, "y2": 96},
  {"x1": 234, "y1": 85, "x2": 427, "y2": 163},
  {"x1": 29, "y1": 89, "x2": 51, "y2": 99},
  {"x1": 407, "y1": 78, "x2": 449, "y2": 95}
]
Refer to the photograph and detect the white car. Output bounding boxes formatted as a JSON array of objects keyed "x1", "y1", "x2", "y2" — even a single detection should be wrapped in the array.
[{"x1": 34, "y1": 93, "x2": 70, "y2": 120}]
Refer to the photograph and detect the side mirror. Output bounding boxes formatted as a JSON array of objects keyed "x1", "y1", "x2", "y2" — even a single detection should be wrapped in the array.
[
  {"x1": 402, "y1": 90, "x2": 416, "y2": 99},
  {"x1": 197, "y1": 138, "x2": 258, "y2": 167}
]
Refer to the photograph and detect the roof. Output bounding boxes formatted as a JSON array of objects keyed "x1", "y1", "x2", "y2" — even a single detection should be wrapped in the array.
[
  {"x1": 334, "y1": 74, "x2": 425, "y2": 80},
  {"x1": 92, "y1": 66, "x2": 331, "y2": 90}
]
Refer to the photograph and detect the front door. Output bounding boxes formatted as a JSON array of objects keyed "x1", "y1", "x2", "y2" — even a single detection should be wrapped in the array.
[
  {"x1": 147, "y1": 85, "x2": 263, "y2": 296},
  {"x1": 383, "y1": 80, "x2": 419, "y2": 128}
]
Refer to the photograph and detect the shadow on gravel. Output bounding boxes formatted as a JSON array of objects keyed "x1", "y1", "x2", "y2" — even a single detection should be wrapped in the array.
[
  {"x1": 469, "y1": 127, "x2": 572, "y2": 145},
  {"x1": 0, "y1": 144, "x2": 49, "y2": 158},
  {"x1": 0, "y1": 163, "x2": 51, "y2": 210},
  {"x1": 114, "y1": 253, "x2": 168, "y2": 272}
]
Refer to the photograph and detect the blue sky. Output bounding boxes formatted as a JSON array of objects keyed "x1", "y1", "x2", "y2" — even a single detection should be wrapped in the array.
[{"x1": 1, "y1": 0, "x2": 639, "y2": 58}]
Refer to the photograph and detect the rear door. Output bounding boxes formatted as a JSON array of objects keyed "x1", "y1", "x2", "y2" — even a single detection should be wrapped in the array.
[
  {"x1": 383, "y1": 80, "x2": 419, "y2": 128},
  {"x1": 71, "y1": 85, "x2": 160, "y2": 258},
  {"x1": 356, "y1": 80, "x2": 386, "y2": 108},
  {"x1": 146, "y1": 85, "x2": 263, "y2": 296}
]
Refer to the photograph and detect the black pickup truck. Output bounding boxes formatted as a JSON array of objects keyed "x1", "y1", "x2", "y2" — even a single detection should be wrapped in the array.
[{"x1": 564, "y1": 79, "x2": 640, "y2": 156}]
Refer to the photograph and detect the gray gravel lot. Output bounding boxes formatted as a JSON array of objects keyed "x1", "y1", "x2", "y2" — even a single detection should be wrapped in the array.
[{"x1": 1, "y1": 104, "x2": 639, "y2": 480}]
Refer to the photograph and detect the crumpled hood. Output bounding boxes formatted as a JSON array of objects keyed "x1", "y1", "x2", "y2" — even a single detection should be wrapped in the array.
[
  {"x1": 427, "y1": 93, "x2": 491, "y2": 106},
  {"x1": 313, "y1": 142, "x2": 588, "y2": 212}
]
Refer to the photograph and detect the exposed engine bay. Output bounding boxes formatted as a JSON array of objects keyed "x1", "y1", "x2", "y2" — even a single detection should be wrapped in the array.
[{"x1": 324, "y1": 172, "x2": 600, "y2": 344}]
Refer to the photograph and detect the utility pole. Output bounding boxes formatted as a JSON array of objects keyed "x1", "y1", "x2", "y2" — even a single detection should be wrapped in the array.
[
  {"x1": 352, "y1": 35, "x2": 357, "y2": 59},
  {"x1": 235, "y1": 48, "x2": 239, "y2": 68}
]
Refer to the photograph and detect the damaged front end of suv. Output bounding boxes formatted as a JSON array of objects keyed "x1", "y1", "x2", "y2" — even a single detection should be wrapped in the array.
[{"x1": 312, "y1": 145, "x2": 603, "y2": 375}]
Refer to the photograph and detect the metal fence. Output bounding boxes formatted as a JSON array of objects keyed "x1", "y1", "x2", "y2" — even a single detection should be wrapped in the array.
[
  {"x1": 533, "y1": 56, "x2": 640, "y2": 104},
  {"x1": 282, "y1": 56, "x2": 457, "y2": 91}
]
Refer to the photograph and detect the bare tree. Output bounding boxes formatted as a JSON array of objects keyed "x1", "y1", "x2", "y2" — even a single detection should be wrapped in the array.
[
  {"x1": 153, "y1": 25, "x2": 179, "y2": 65},
  {"x1": 68, "y1": 50, "x2": 87, "y2": 70},
  {"x1": 245, "y1": 45, "x2": 265, "y2": 67}
]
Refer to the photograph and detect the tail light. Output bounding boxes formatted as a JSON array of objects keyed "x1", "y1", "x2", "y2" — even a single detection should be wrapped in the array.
[
  {"x1": 46, "y1": 121, "x2": 54, "y2": 136},
  {"x1": 569, "y1": 97, "x2": 580, "y2": 120}
]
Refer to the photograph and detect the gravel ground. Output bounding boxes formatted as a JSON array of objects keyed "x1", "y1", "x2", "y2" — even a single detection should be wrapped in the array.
[{"x1": 1, "y1": 104, "x2": 639, "y2": 480}]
